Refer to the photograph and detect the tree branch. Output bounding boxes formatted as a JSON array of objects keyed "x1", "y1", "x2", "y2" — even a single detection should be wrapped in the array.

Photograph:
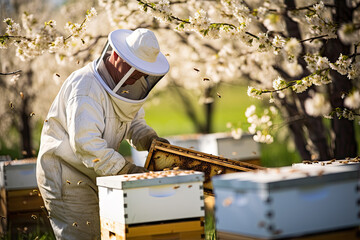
[
  {"x1": 0, "y1": 70, "x2": 21, "y2": 75},
  {"x1": 299, "y1": 34, "x2": 329, "y2": 43}
]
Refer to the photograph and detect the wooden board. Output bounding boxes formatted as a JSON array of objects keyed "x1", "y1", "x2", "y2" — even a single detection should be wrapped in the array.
[
  {"x1": 145, "y1": 140, "x2": 265, "y2": 193},
  {"x1": 7, "y1": 189, "x2": 44, "y2": 212},
  {"x1": 101, "y1": 217, "x2": 205, "y2": 240},
  {"x1": 217, "y1": 227, "x2": 360, "y2": 240}
]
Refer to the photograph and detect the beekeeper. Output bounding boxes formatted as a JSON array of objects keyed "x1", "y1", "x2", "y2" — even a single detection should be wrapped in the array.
[{"x1": 36, "y1": 28, "x2": 170, "y2": 240}]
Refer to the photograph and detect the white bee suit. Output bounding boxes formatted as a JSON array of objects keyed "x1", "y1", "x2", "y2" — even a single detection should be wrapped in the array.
[{"x1": 36, "y1": 61, "x2": 159, "y2": 240}]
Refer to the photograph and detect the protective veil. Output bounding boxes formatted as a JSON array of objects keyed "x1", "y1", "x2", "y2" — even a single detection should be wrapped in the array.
[{"x1": 36, "y1": 29, "x2": 169, "y2": 240}]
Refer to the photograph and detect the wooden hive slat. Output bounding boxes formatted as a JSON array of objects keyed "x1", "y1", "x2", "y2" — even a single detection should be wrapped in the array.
[{"x1": 101, "y1": 217, "x2": 205, "y2": 240}]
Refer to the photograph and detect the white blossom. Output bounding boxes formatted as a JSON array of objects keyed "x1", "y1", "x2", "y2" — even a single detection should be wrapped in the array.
[
  {"x1": 272, "y1": 76, "x2": 287, "y2": 90},
  {"x1": 86, "y1": 7, "x2": 97, "y2": 22},
  {"x1": 304, "y1": 93, "x2": 331, "y2": 117},
  {"x1": 247, "y1": 86, "x2": 263, "y2": 99},
  {"x1": 253, "y1": 131, "x2": 274, "y2": 144},
  {"x1": 284, "y1": 38, "x2": 302, "y2": 62},
  {"x1": 3, "y1": 18, "x2": 21, "y2": 35},
  {"x1": 344, "y1": 91, "x2": 360, "y2": 109},
  {"x1": 316, "y1": 56, "x2": 330, "y2": 70},
  {"x1": 245, "y1": 105, "x2": 256, "y2": 118},
  {"x1": 231, "y1": 128, "x2": 243, "y2": 139},
  {"x1": 348, "y1": 62, "x2": 360, "y2": 80},
  {"x1": 330, "y1": 54, "x2": 352, "y2": 75}
]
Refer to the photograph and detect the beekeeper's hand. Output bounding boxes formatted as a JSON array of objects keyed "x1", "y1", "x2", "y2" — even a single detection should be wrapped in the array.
[
  {"x1": 154, "y1": 137, "x2": 170, "y2": 145},
  {"x1": 145, "y1": 136, "x2": 171, "y2": 151},
  {"x1": 119, "y1": 162, "x2": 148, "y2": 174}
]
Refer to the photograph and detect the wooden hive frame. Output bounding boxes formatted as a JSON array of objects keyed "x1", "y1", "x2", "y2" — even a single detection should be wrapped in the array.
[{"x1": 145, "y1": 140, "x2": 265, "y2": 194}]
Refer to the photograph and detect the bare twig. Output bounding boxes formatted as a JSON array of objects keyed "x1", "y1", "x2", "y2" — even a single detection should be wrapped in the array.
[
  {"x1": 299, "y1": 34, "x2": 328, "y2": 43},
  {"x1": 0, "y1": 70, "x2": 22, "y2": 75}
]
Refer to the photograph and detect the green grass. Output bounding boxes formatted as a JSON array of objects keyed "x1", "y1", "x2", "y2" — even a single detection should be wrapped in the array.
[{"x1": 143, "y1": 84, "x2": 301, "y2": 167}]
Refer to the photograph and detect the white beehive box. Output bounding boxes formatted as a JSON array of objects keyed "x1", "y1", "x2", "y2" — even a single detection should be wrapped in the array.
[
  {"x1": 199, "y1": 133, "x2": 260, "y2": 161},
  {"x1": 0, "y1": 159, "x2": 38, "y2": 190},
  {"x1": 213, "y1": 165, "x2": 360, "y2": 239},
  {"x1": 97, "y1": 170, "x2": 205, "y2": 225}
]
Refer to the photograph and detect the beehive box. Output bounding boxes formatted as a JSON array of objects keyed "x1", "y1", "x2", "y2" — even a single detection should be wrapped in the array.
[
  {"x1": 199, "y1": 133, "x2": 260, "y2": 164},
  {"x1": 0, "y1": 159, "x2": 38, "y2": 190},
  {"x1": 212, "y1": 165, "x2": 360, "y2": 239},
  {"x1": 96, "y1": 170, "x2": 205, "y2": 225},
  {"x1": 145, "y1": 140, "x2": 264, "y2": 194},
  {"x1": 0, "y1": 159, "x2": 50, "y2": 235}
]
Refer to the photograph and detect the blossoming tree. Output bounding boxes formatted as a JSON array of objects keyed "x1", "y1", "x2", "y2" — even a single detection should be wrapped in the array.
[
  {"x1": 117, "y1": 0, "x2": 360, "y2": 160},
  {"x1": 0, "y1": 0, "x2": 98, "y2": 157},
  {"x1": 1, "y1": 0, "x2": 359, "y2": 161}
]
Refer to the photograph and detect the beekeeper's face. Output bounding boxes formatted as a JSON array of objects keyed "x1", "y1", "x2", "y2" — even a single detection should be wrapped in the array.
[{"x1": 113, "y1": 51, "x2": 147, "y2": 86}]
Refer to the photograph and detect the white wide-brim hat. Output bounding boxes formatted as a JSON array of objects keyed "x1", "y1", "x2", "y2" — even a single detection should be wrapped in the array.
[{"x1": 108, "y1": 29, "x2": 170, "y2": 76}]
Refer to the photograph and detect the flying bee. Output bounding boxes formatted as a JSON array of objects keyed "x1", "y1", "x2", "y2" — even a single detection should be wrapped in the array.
[
  {"x1": 222, "y1": 197, "x2": 233, "y2": 207},
  {"x1": 20, "y1": 92, "x2": 24, "y2": 99},
  {"x1": 77, "y1": 180, "x2": 83, "y2": 185},
  {"x1": 86, "y1": 221, "x2": 91, "y2": 225},
  {"x1": 44, "y1": 119, "x2": 48, "y2": 123},
  {"x1": 72, "y1": 222, "x2": 78, "y2": 227},
  {"x1": 216, "y1": 92, "x2": 221, "y2": 98},
  {"x1": 173, "y1": 185, "x2": 180, "y2": 189},
  {"x1": 165, "y1": 53, "x2": 170, "y2": 56},
  {"x1": 66, "y1": 180, "x2": 71, "y2": 185},
  {"x1": 77, "y1": 60, "x2": 80, "y2": 64},
  {"x1": 92, "y1": 158, "x2": 100, "y2": 163},
  {"x1": 193, "y1": 68, "x2": 200, "y2": 72},
  {"x1": 9, "y1": 102, "x2": 14, "y2": 109},
  {"x1": 30, "y1": 112, "x2": 35, "y2": 117},
  {"x1": 203, "y1": 78, "x2": 210, "y2": 81},
  {"x1": 121, "y1": 90, "x2": 129, "y2": 94},
  {"x1": 31, "y1": 214, "x2": 37, "y2": 220},
  {"x1": 55, "y1": 73, "x2": 60, "y2": 77},
  {"x1": 217, "y1": 169, "x2": 223, "y2": 175}
]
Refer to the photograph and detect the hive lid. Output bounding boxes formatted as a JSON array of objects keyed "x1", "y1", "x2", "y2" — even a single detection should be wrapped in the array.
[
  {"x1": 212, "y1": 165, "x2": 360, "y2": 191},
  {"x1": 96, "y1": 170, "x2": 204, "y2": 189},
  {"x1": 292, "y1": 159, "x2": 360, "y2": 168}
]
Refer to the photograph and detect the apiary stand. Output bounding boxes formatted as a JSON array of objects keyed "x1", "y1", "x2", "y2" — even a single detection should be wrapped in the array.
[{"x1": 97, "y1": 170, "x2": 205, "y2": 239}]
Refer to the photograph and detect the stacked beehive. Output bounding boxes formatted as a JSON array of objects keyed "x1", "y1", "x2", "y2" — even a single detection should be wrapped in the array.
[
  {"x1": 96, "y1": 169, "x2": 206, "y2": 240},
  {"x1": 212, "y1": 164, "x2": 360, "y2": 240},
  {"x1": 0, "y1": 159, "x2": 50, "y2": 236}
]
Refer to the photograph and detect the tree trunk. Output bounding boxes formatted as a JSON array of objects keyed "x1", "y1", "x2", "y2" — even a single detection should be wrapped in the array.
[
  {"x1": 204, "y1": 86, "x2": 214, "y2": 134},
  {"x1": 283, "y1": 0, "x2": 331, "y2": 160},
  {"x1": 325, "y1": 1, "x2": 357, "y2": 158},
  {"x1": 20, "y1": 68, "x2": 33, "y2": 158}
]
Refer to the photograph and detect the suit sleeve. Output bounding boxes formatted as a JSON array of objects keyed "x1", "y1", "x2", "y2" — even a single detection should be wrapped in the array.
[
  {"x1": 126, "y1": 107, "x2": 158, "y2": 151},
  {"x1": 66, "y1": 95, "x2": 127, "y2": 176}
]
